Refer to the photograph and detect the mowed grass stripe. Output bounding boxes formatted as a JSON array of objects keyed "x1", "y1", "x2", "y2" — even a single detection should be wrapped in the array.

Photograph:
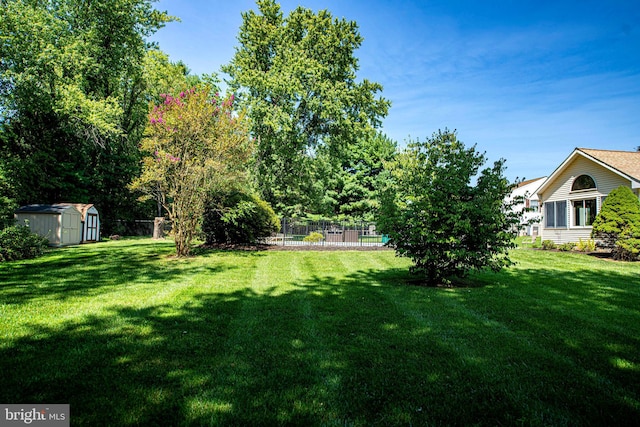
[{"x1": 1, "y1": 240, "x2": 639, "y2": 425}]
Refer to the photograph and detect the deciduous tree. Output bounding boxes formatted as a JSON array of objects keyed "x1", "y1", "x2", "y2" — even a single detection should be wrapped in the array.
[
  {"x1": 223, "y1": 0, "x2": 390, "y2": 216},
  {"x1": 378, "y1": 130, "x2": 522, "y2": 284},
  {"x1": 130, "y1": 88, "x2": 253, "y2": 257},
  {"x1": 0, "y1": 0, "x2": 173, "y2": 231}
]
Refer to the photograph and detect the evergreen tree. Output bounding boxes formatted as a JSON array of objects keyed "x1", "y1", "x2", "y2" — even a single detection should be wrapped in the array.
[{"x1": 591, "y1": 185, "x2": 640, "y2": 260}]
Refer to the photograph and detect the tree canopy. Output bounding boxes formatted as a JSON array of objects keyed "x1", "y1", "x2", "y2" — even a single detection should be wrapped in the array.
[
  {"x1": 223, "y1": 0, "x2": 390, "y2": 216},
  {"x1": 130, "y1": 88, "x2": 253, "y2": 256},
  {"x1": 377, "y1": 130, "x2": 521, "y2": 284},
  {"x1": 0, "y1": 0, "x2": 173, "y2": 231}
]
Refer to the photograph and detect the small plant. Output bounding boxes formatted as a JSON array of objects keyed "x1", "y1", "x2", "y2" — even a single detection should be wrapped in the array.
[
  {"x1": 576, "y1": 238, "x2": 596, "y2": 252},
  {"x1": 558, "y1": 242, "x2": 576, "y2": 252},
  {"x1": 303, "y1": 231, "x2": 324, "y2": 243},
  {"x1": 542, "y1": 240, "x2": 557, "y2": 250}
]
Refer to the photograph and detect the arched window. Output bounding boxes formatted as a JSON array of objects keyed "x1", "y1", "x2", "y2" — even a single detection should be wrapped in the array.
[{"x1": 571, "y1": 175, "x2": 596, "y2": 191}]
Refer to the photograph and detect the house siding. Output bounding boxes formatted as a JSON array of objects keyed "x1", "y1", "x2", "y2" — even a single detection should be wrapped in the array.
[
  {"x1": 507, "y1": 177, "x2": 545, "y2": 236},
  {"x1": 540, "y1": 156, "x2": 631, "y2": 244}
]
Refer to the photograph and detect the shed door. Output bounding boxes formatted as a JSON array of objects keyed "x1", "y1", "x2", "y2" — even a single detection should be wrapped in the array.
[
  {"x1": 86, "y1": 214, "x2": 99, "y2": 241},
  {"x1": 62, "y1": 212, "x2": 81, "y2": 244}
]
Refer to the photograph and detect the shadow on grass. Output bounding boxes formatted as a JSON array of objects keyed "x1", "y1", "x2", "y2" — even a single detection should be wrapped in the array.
[
  {"x1": 1, "y1": 259, "x2": 639, "y2": 425},
  {"x1": 0, "y1": 240, "x2": 245, "y2": 305}
]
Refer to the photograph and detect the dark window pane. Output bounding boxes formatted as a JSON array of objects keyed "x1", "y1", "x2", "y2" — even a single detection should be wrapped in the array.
[
  {"x1": 556, "y1": 201, "x2": 567, "y2": 227},
  {"x1": 574, "y1": 200, "x2": 583, "y2": 226},
  {"x1": 572, "y1": 175, "x2": 596, "y2": 191},
  {"x1": 546, "y1": 203, "x2": 555, "y2": 227},
  {"x1": 585, "y1": 199, "x2": 597, "y2": 225}
]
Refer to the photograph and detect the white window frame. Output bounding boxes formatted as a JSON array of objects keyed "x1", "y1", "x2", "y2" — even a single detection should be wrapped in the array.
[
  {"x1": 571, "y1": 198, "x2": 597, "y2": 228},
  {"x1": 545, "y1": 200, "x2": 567, "y2": 229}
]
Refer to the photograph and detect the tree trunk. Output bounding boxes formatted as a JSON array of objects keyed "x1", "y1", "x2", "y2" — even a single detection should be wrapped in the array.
[{"x1": 153, "y1": 217, "x2": 165, "y2": 240}]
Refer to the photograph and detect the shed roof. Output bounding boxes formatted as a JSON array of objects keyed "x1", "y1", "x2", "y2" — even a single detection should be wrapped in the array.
[
  {"x1": 16, "y1": 204, "x2": 79, "y2": 215},
  {"x1": 64, "y1": 203, "x2": 96, "y2": 220}
]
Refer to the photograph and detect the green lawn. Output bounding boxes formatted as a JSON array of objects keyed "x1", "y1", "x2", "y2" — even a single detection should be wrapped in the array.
[{"x1": 1, "y1": 239, "x2": 639, "y2": 426}]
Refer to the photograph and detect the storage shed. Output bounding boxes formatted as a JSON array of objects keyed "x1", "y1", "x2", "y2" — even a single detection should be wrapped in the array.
[
  {"x1": 69, "y1": 204, "x2": 100, "y2": 242},
  {"x1": 14, "y1": 203, "x2": 100, "y2": 246}
]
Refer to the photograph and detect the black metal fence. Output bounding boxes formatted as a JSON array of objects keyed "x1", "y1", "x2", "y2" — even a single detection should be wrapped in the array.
[
  {"x1": 114, "y1": 219, "x2": 172, "y2": 236},
  {"x1": 266, "y1": 218, "x2": 387, "y2": 247},
  {"x1": 115, "y1": 217, "x2": 387, "y2": 247}
]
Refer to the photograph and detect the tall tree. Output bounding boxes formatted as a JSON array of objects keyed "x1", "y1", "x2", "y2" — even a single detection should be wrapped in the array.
[
  {"x1": 318, "y1": 132, "x2": 397, "y2": 221},
  {"x1": 378, "y1": 130, "x2": 522, "y2": 284},
  {"x1": 0, "y1": 0, "x2": 172, "y2": 232},
  {"x1": 130, "y1": 88, "x2": 253, "y2": 257},
  {"x1": 223, "y1": 0, "x2": 390, "y2": 216}
]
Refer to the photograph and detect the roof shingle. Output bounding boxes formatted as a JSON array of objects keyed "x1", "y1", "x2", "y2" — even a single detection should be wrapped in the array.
[{"x1": 578, "y1": 148, "x2": 640, "y2": 182}]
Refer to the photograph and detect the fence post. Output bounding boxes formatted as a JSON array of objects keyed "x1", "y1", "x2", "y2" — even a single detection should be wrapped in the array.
[{"x1": 282, "y1": 217, "x2": 286, "y2": 246}]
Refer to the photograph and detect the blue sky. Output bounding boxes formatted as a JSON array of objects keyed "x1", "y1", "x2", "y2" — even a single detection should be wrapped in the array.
[{"x1": 150, "y1": 0, "x2": 640, "y2": 182}]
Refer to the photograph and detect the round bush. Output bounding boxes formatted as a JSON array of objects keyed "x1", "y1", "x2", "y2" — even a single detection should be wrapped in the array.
[
  {"x1": 592, "y1": 186, "x2": 640, "y2": 248},
  {"x1": 202, "y1": 189, "x2": 280, "y2": 245}
]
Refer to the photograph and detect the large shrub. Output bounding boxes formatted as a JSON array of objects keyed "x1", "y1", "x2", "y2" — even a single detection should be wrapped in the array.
[
  {"x1": 202, "y1": 189, "x2": 280, "y2": 245},
  {"x1": 591, "y1": 186, "x2": 640, "y2": 248},
  {"x1": 591, "y1": 186, "x2": 640, "y2": 260},
  {"x1": 0, "y1": 224, "x2": 49, "y2": 262},
  {"x1": 377, "y1": 130, "x2": 522, "y2": 284}
]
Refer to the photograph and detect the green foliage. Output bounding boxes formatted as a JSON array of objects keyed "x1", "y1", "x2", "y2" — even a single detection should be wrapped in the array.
[
  {"x1": 0, "y1": 165, "x2": 17, "y2": 229},
  {"x1": 575, "y1": 238, "x2": 596, "y2": 252},
  {"x1": 541, "y1": 240, "x2": 557, "y2": 250},
  {"x1": 558, "y1": 242, "x2": 576, "y2": 252},
  {"x1": 130, "y1": 88, "x2": 253, "y2": 256},
  {"x1": 591, "y1": 186, "x2": 640, "y2": 248},
  {"x1": 318, "y1": 133, "x2": 397, "y2": 221},
  {"x1": 377, "y1": 129, "x2": 520, "y2": 284},
  {"x1": 0, "y1": 0, "x2": 174, "y2": 232},
  {"x1": 302, "y1": 231, "x2": 324, "y2": 243},
  {"x1": 614, "y1": 226, "x2": 640, "y2": 261},
  {"x1": 0, "y1": 224, "x2": 49, "y2": 262},
  {"x1": 202, "y1": 188, "x2": 280, "y2": 245},
  {"x1": 223, "y1": 0, "x2": 390, "y2": 216}
]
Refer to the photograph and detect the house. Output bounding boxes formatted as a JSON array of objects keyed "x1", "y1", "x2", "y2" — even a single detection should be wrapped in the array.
[
  {"x1": 536, "y1": 148, "x2": 640, "y2": 244},
  {"x1": 15, "y1": 203, "x2": 100, "y2": 246},
  {"x1": 507, "y1": 177, "x2": 546, "y2": 236}
]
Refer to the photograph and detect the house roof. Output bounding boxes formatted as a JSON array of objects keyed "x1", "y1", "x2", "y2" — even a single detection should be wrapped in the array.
[
  {"x1": 578, "y1": 148, "x2": 640, "y2": 182},
  {"x1": 537, "y1": 148, "x2": 640, "y2": 194},
  {"x1": 516, "y1": 177, "x2": 547, "y2": 188}
]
